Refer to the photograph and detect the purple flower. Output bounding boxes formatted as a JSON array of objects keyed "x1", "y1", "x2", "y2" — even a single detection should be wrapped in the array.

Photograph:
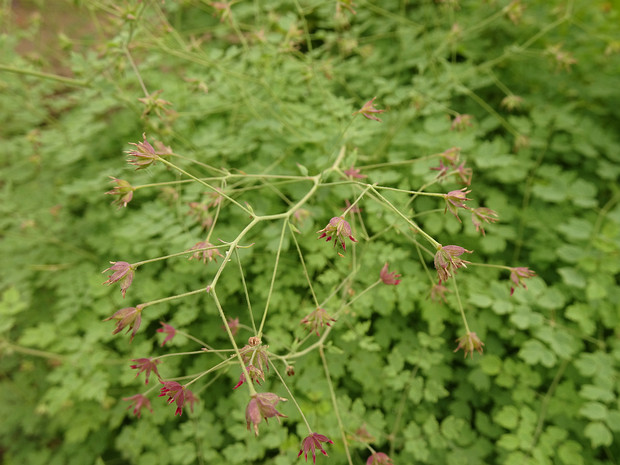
[
  {"x1": 509, "y1": 267, "x2": 536, "y2": 295},
  {"x1": 188, "y1": 240, "x2": 223, "y2": 264},
  {"x1": 471, "y1": 207, "x2": 499, "y2": 236},
  {"x1": 317, "y1": 216, "x2": 357, "y2": 252},
  {"x1": 157, "y1": 322, "x2": 177, "y2": 346},
  {"x1": 380, "y1": 263, "x2": 401, "y2": 285},
  {"x1": 298, "y1": 433, "x2": 334, "y2": 463},
  {"x1": 159, "y1": 381, "x2": 197, "y2": 416},
  {"x1": 102, "y1": 261, "x2": 135, "y2": 298},
  {"x1": 443, "y1": 187, "x2": 472, "y2": 222},
  {"x1": 123, "y1": 394, "x2": 153, "y2": 418},
  {"x1": 355, "y1": 97, "x2": 386, "y2": 122},
  {"x1": 301, "y1": 308, "x2": 336, "y2": 337},
  {"x1": 366, "y1": 452, "x2": 393, "y2": 465},
  {"x1": 104, "y1": 306, "x2": 142, "y2": 342},
  {"x1": 105, "y1": 177, "x2": 135, "y2": 208},
  {"x1": 245, "y1": 392, "x2": 287, "y2": 436},
  {"x1": 433, "y1": 245, "x2": 473, "y2": 283},
  {"x1": 130, "y1": 357, "x2": 161, "y2": 385}
]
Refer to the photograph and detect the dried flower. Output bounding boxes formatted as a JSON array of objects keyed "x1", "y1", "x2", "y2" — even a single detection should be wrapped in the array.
[
  {"x1": 301, "y1": 308, "x2": 336, "y2": 337},
  {"x1": 471, "y1": 207, "x2": 499, "y2": 236},
  {"x1": 130, "y1": 358, "x2": 161, "y2": 385},
  {"x1": 188, "y1": 240, "x2": 223, "y2": 264},
  {"x1": 298, "y1": 433, "x2": 334, "y2": 464},
  {"x1": 434, "y1": 245, "x2": 473, "y2": 283},
  {"x1": 429, "y1": 282, "x2": 451, "y2": 304},
  {"x1": 444, "y1": 188, "x2": 472, "y2": 222},
  {"x1": 317, "y1": 216, "x2": 357, "y2": 252},
  {"x1": 123, "y1": 394, "x2": 153, "y2": 418},
  {"x1": 451, "y1": 113, "x2": 473, "y2": 131},
  {"x1": 104, "y1": 306, "x2": 143, "y2": 342},
  {"x1": 159, "y1": 381, "x2": 197, "y2": 416},
  {"x1": 105, "y1": 177, "x2": 135, "y2": 208},
  {"x1": 367, "y1": 452, "x2": 394, "y2": 465},
  {"x1": 509, "y1": 267, "x2": 536, "y2": 295},
  {"x1": 380, "y1": 263, "x2": 401, "y2": 285},
  {"x1": 157, "y1": 322, "x2": 177, "y2": 346},
  {"x1": 454, "y1": 332, "x2": 485, "y2": 358},
  {"x1": 354, "y1": 97, "x2": 386, "y2": 122},
  {"x1": 245, "y1": 392, "x2": 287, "y2": 436},
  {"x1": 343, "y1": 166, "x2": 367, "y2": 179},
  {"x1": 102, "y1": 261, "x2": 135, "y2": 298}
]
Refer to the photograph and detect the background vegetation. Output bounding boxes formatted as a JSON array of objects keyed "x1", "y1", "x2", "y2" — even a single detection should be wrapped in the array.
[{"x1": 1, "y1": 0, "x2": 619, "y2": 464}]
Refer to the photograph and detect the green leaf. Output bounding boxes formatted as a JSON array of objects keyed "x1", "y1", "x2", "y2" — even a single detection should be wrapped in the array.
[
  {"x1": 578, "y1": 401, "x2": 608, "y2": 421},
  {"x1": 558, "y1": 441, "x2": 584, "y2": 465},
  {"x1": 518, "y1": 340, "x2": 557, "y2": 367},
  {"x1": 583, "y1": 421, "x2": 613, "y2": 448},
  {"x1": 494, "y1": 406, "x2": 520, "y2": 430}
]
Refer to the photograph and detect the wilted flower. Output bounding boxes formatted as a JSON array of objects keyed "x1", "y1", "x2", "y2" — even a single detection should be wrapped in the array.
[
  {"x1": 104, "y1": 306, "x2": 143, "y2": 342},
  {"x1": 317, "y1": 216, "x2": 357, "y2": 252},
  {"x1": 444, "y1": 188, "x2": 472, "y2": 222},
  {"x1": 343, "y1": 166, "x2": 367, "y2": 179},
  {"x1": 123, "y1": 394, "x2": 153, "y2": 418},
  {"x1": 245, "y1": 392, "x2": 287, "y2": 436},
  {"x1": 102, "y1": 261, "x2": 135, "y2": 298},
  {"x1": 159, "y1": 381, "x2": 197, "y2": 416},
  {"x1": 188, "y1": 240, "x2": 223, "y2": 264},
  {"x1": 355, "y1": 97, "x2": 386, "y2": 122},
  {"x1": 298, "y1": 433, "x2": 334, "y2": 464},
  {"x1": 451, "y1": 113, "x2": 473, "y2": 131},
  {"x1": 130, "y1": 358, "x2": 161, "y2": 385},
  {"x1": 429, "y1": 282, "x2": 451, "y2": 304},
  {"x1": 367, "y1": 452, "x2": 394, "y2": 465},
  {"x1": 509, "y1": 266, "x2": 536, "y2": 295},
  {"x1": 157, "y1": 322, "x2": 177, "y2": 346},
  {"x1": 471, "y1": 207, "x2": 499, "y2": 236},
  {"x1": 105, "y1": 177, "x2": 135, "y2": 208},
  {"x1": 301, "y1": 308, "x2": 336, "y2": 337},
  {"x1": 434, "y1": 245, "x2": 473, "y2": 283},
  {"x1": 454, "y1": 332, "x2": 485, "y2": 358},
  {"x1": 380, "y1": 263, "x2": 401, "y2": 285}
]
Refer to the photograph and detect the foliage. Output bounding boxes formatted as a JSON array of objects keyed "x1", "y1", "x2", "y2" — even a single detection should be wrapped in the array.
[{"x1": 1, "y1": 1, "x2": 620, "y2": 464}]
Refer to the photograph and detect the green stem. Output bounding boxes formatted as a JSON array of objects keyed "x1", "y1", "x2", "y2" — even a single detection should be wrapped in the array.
[
  {"x1": 271, "y1": 360, "x2": 313, "y2": 434},
  {"x1": 0, "y1": 64, "x2": 90, "y2": 87}
]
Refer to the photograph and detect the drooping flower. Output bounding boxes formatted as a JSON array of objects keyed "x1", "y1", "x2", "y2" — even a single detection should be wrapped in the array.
[
  {"x1": 317, "y1": 216, "x2": 357, "y2": 252},
  {"x1": 245, "y1": 392, "x2": 287, "y2": 436},
  {"x1": 301, "y1": 308, "x2": 336, "y2": 337},
  {"x1": 159, "y1": 381, "x2": 197, "y2": 416},
  {"x1": 366, "y1": 452, "x2": 394, "y2": 465},
  {"x1": 501, "y1": 94, "x2": 524, "y2": 111},
  {"x1": 354, "y1": 97, "x2": 386, "y2": 122},
  {"x1": 433, "y1": 245, "x2": 473, "y2": 283},
  {"x1": 123, "y1": 394, "x2": 153, "y2": 418},
  {"x1": 224, "y1": 317, "x2": 240, "y2": 337},
  {"x1": 444, "y1": 188, "x2": 472, "y2": 222},
  {"x1": 157, "y1": 322, "x2": 177, "y2": 346},
  {"x1": 471, "y1": 207, "x2": 499, "y2": 236},
  {"x1": 380, "y1": 263, "x2": 402, "y2": 285},
  {"x1": 137, "y1": 90, "x2": 174, "y2": 118},
  {"x1": 233, "y1": 364, "x2": 264, "y2": 390},
  {"x1": 343, "y1": 166, "x2": 367, "y2": 179},
  {"x1": 105, "y1": 177, "x2": 135, "y2": 208},
  {"x1": 450, "y1": 113, "x2": 473, "y2": 131},
  {"x1": 104, "y1": 306, "x2": 143, "y2": 342},
  {"x1": 188, "y1": 240, "x2": 223, "y2": 264},
  {"x1": 298, "y1": 433, "x2": 334, "y2": 464},
  {"x1": 102, "y1": 261, "x2": 135, "y2": 298},
  {"x1": 130, "y1": 357, "x2": 161, "y2": 385},
  {"x1": 509, "y1": 267, "x2": 536, "y2": 295},
  {"x1": 431, "y1": 147, "x2": 462, "y2": 180},
  {"x1": 455, "y1": 161, "x2": 473, "y2": 185},
  {"x1": 454, "y1": 332, "x2": 485, "y2": 358},
  {"x1": 429, "y1": 282, "x2": 451, "y2": 304}
]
